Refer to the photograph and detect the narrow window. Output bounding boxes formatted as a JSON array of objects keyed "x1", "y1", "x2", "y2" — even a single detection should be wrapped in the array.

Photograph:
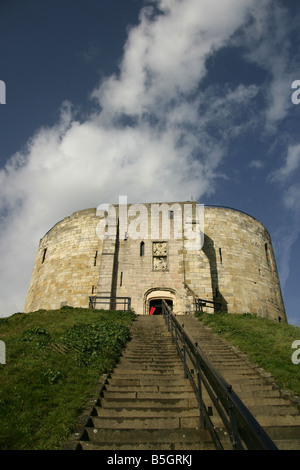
[
  {"x1": 140, "y1": 241, "x2": 145, "y2": 257},
  {"x1": 169, "y1": 210, "x2": 174, "y2": 219},
  {"x1": 124, "y1": 232, "x2": 128, "y2": 241},
  {"x1": 265, "y1": 243, "x2": 270, "y2": 268},
  {"x1": 94, "y1": 251, "x2": 98, "y2": 266},
  {"x1": 41, "y1": 248, "x2": 47, "y2": 264},
  {"x1": 219, "y1": 248, "x2": 222, "y2": 265},
  {"x1": 120, "y1": 272, "x2": 123, "y2": 287}
]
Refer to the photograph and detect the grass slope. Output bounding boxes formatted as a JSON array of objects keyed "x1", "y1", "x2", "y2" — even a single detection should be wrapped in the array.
[
  {"x1": 0, "y1": 307, "x2": 135, "y2": 450},
  {"x1": 196, "y1": 312, "x2": 300, "y2": 398}
]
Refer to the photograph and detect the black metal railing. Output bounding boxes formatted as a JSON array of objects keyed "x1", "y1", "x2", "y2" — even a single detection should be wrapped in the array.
[
  {"x1": 162, "y1": 300, "x2": 278, "y2": 451},
  {"x1": 89, "y1": 296, "x2": 131, "y2": 311},
  {"x1": 194, "y1": 298, "x2": 222, "y2": 313}
]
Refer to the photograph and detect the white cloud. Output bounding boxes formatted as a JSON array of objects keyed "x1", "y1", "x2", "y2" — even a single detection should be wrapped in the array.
[
  {"x1": 236, "y1": 0, "x2": 298, "y2": 131},
  {"x1": 270, "y1": 142, "x2": 300, "y2": 293},
  {"x1": 271, "y1": 143, "x2": 300, "y2": 183},
  {"x1": 273, "y1": 225, "x2": 299, "y2": 293},
  {"x1": 92, "y1": 0, "x2": 257, "y2": 117},
  {"x1": 249, "y1": 160, "x2": 264, "y2": 169}
]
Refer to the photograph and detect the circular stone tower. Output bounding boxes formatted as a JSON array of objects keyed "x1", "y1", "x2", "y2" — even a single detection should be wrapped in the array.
[{"x1": 24, "y1": 203, "x2": 287, "y2": 323}]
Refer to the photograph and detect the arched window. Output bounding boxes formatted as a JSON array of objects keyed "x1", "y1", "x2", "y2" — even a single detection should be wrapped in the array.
[{"x1": 140, "y1": 241, "x2": 145, "y2": 257}]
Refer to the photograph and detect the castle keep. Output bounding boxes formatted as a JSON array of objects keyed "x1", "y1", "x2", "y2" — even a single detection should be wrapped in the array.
[{"x1": 24, "y1": 201, "x2": 286, "y2": 322}]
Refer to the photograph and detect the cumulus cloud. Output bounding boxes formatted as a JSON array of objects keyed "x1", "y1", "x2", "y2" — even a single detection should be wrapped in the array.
[
  {"x1": 0, "y1": 0, "x2": 296, "y2": 315},
  {"x1": 234, "y1": 0, "x2": 298, "y2": 131},
  {"x1": 271, "y1": 143, "x2": 300, "y2": 183},
  {"x1": 268, "y1": 142, "x2": 300, "y2": 290}
]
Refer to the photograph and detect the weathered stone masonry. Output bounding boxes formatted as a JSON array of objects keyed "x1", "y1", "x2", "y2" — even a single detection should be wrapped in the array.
[{"x1": 24, "y1": 202, "x2": 287, "y2": 323}]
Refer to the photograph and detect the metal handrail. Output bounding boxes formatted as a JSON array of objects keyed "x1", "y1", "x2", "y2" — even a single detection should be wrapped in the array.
[
  {"x1": 194, "y1": 297, "x2": 222, "y2": 313},
  {"x1": 89, "y1": 296, "x2": 131, "y2": 311},
  {"x1": 162, "y1": 300, "x2": 278, "y2": 450}
]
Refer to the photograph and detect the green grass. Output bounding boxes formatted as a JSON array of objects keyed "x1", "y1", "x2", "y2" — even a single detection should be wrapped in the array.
[
  {"x1": 0, "y1": 306, "x2": 135, "y2": 450},
  {"x1": 195, "y1": 312, "x2": 300, "y2": 397}
]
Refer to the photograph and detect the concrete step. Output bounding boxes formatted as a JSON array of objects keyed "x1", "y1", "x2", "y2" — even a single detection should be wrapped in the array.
[
  {"x1": 94, "y1": 407, "x2": 200, "y2": 418},
  {"x1": 102, "y1": 390, "x2": 196, "y2": 399},
  {"x1": 79, "y1": 438, "x2": 215, "y2": 451},
  {"x1": 107, "y1": 376, "x2": 190, "y2": 386},
  {"x1": 100, "y1": 397, "x2": 199, "y2": 408},
  {"x1": 264, "y1": 425, "x2": 300, "y2": 440},
  {"x1": 80, "y1": 427, "x2": 214, "y2": 451},
  {"x1": 273, "y1": 439, "x2": 300, "y2": 450},
  {"x1": 111, "y1": 368, "x2": 184, "y2": 376},
  {"x1": 90, "y1": 415, "x2": 201, "y2": 429},
  {"x1": 105, "y1": 384, "x2": 193, "y2": 393},
  {"x1": 116, "y1": 360, "x2": 184, "y2": 369},
  {"x1": 119, "y1": 356, "x2": 180, "y2": 363}
]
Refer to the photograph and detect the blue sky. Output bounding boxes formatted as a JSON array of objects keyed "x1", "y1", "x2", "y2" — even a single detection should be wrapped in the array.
[{"x1": 0, "y1": 0, "x2": 299, "y2": 324}]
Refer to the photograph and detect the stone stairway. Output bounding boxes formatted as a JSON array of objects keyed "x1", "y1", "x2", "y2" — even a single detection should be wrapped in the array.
[
  {"x1": 67, "y1": 313, "x2": 300, "y2": 451},
  {"x1": 181, "y1": 315, "x2": 300, "y2": 450},
  {"x1": 77, "y1": 316, "x2": 215, "y2": 450}
]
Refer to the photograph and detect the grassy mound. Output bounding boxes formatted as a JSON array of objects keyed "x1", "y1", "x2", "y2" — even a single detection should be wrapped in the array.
[{"x1": 0, "y1": 307, "x2": 135, "y2": 450}]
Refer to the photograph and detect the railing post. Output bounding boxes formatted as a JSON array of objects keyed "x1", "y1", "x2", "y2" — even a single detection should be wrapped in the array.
[
  {"x1": 182, "y1": 325, "x2": 187, "y2": 379},
  {"x1": 175, "y1": 324, "x2": 178, "y2": 351},
  {"x1": 195, "y1": 345, "x2": 205, "y2": 428},
  {"x1": 227, "y1": 385, "x2": 244, "y2": 450},
  {"x1": 170, "y1": 315, "x2": 174, "y2": 340}
]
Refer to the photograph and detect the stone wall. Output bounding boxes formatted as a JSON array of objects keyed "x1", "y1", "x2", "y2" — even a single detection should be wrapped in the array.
[
  {"x1": 23, "y1": 202, "x2": 287, "y2": 323},
  {"x1": 185, "y1": 206, "x2": 286, "y2": 322},
  {"x1": 24, "y1": 209, "x2": 102, "y2": 312}
]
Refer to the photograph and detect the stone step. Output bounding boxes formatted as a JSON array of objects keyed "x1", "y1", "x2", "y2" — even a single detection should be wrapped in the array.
[
  {"x1": 226, "y1": 379, "x2": 274, "y2": 388},
  {"x1": 95, "y1": 407, "x2": 200, "y2": 418},
  {"x1": 124, "y1": 345, "x2": 177, "y2": 351},
  {"x1": 254, "y1": 414, "x2": 300, "y2": 425},
  {"x1": 264, "y1": 425, "x2": 300, "y2": 440},
  {"x1": 117, "y1": 359, "x2": 184, "y2": 368},
  {"x1": 223, "y1": 389, "x2": 281, "y2": 399},
  {"x1": 79, "y1": 439, "x2": 215, "y2": 451},
  {"x1": 273, "y1": 439, "x2": 300, "y2": 450},
  {"x1": 125, "y1": 340, "x2": 177, "y2": 345},
  {"x1": 111, "y1": 368, "x2": 184, "y2": 376},
  {"x1": 104, "y1": 384, "x2": 193, "y2": 393},
  {"x1": 100, "y1": 397, "x2": 199, "y2": 408},
  {"x1": 107, "y1": 377, "x2": 190, "y2": 386},
  {"x1": 81, "y1": 427, "x2": 214, "y2": 450},
  {"x1": 102, "y1": 390, "x2": 196, "y2": 400},
  {"x1": 90, "y1": 415, "x2": 201, "y2": 429},
  {"x1": 120, "y1": 355, "x2": 180, "y2": 362}
]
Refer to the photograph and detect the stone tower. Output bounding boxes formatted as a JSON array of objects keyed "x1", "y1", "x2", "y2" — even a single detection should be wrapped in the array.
[{"x1": 24, "y1": 201, "x2": 287, "y2": 323}]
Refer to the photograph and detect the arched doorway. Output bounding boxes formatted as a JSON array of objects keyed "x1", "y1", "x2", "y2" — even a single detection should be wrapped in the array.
[
  {"x1": 144, "y1": 288, "x2": 176, "y2": 315},
  {"x1": 149, "y1": 298, "x2": 173, "y2": 315}
]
